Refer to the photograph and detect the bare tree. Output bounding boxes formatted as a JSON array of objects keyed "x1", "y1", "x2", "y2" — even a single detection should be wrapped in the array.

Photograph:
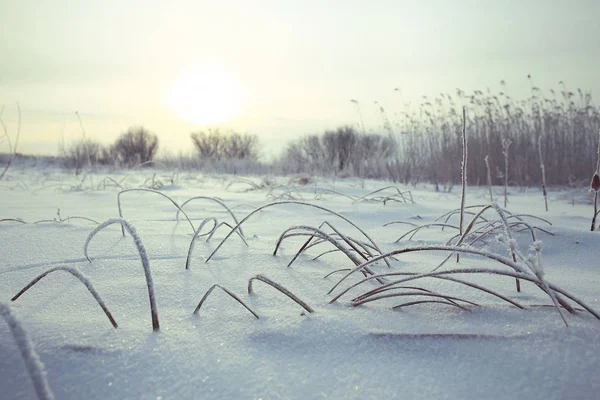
[
  {"x1": 281, "y1": 126, "x2": 396, "y2": 177},
  {"x1": 191, "y1": 129, "x2": 259, "y2": 161},
  {"x1": 112, "y1": 126, "x2": 159, "y2": 167}
]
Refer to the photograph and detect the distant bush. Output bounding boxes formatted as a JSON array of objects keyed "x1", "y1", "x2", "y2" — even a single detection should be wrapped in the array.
[
  {"x1": 281, "y1": 126, "x2": 396, "y2": 178},
  {"x1": 112, "y1": 126, "x2": 159, "y2": 167},
  {"x1": 190, "y1": 129, "x2": 259, "y2": 161},
  {"x1": 59, "y1": 139, "x2": 114, "y2": 174}
]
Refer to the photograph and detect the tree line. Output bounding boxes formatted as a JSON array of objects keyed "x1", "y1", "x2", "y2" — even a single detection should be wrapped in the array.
[{"x1": 55, "y1": 82, "x2": 600, "y2": 187}]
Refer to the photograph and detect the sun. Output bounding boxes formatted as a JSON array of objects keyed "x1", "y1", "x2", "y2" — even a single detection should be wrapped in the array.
[{"x1": 166, "y1": 65, "x2": 244, "y2": 124}]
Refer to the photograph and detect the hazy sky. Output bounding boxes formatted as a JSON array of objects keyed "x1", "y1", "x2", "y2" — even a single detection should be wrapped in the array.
[{"x1": 1, "y1": 0, "x2": 599, "y2": 157}]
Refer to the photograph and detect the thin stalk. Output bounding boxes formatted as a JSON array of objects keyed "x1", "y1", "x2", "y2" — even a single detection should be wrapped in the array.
[
  {"x1": 85, "y1": 218, "x2": 159, "y2": 331},
  {"x1": 484, "y1": 155, "x2": 493, "y2": 202},
  {"x1": 0, "y1": 103, "x2": 21, "y2": 181},
  {"x1": 538, "y1": 135, "x2": 548, "y2": 211},
  {"x1": 458, "y1": 106, "x2": 468, "y2": 263},
  {"x1": 176, "y1": 196, "x2": 245, "y2": 237},
  {"x1": 0, "y1": 302, "x2": 55, "y2": 400},
  {"x1": 117, "y1": 188, "x2": 195, "y2": 236},
  {"x1": 11, "y1": 266, "x2": 118, "y2": 329},
  {"x1": 186, "y1": 218, "x2": 218, "y2": 269},
  {"x1": 248, "y1": 275, "x2": 314, "y2": 313},
  {"x1": 205, "y1": 201, "x2": 389, "y2": 267},
  {"x1": 193, "y1": 284, "x2": 259, "y2": 319}
]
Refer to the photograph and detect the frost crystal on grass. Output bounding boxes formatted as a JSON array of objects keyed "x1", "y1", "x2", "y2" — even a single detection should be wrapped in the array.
[
  {"x1": 11, "y1": 266, "x2": 118, "y2": 329},
  {"x1": 85, "y1": 218, "x2": 159, "y2": 331},
  {"x1": 0, "y1": 302, "x2": 55, "y2": 400}
]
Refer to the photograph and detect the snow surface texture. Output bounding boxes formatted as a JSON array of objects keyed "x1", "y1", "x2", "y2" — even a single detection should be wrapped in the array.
[{"x1": 1, "y1": 167, "x2": 600, "y2": 399}]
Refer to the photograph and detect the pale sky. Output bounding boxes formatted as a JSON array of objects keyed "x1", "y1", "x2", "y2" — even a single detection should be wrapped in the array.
[{"x1": 1, "y1": 0, "x2": 599, "y2": 157}]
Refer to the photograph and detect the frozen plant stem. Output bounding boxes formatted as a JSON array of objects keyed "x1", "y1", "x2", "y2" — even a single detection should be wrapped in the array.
[
  {"x1": 492, "y1": 203, "x2": 521, "y2": 292},
  {"x1": 350, "y1": 99, "x2": 366, "y2": 135},
  {"x1": 0, "y1": 302, "x2": 55, "y2": 400},
  {"x1": 186, "y1": 217, "x2": 217, "y2": 269},
  {"x1": 484, "y1": 155, "x2": 493, "y2": 202},
  {"x1": 590, "y1": 130, "x2": 600, "y2": 231},
  {"x1": 248, "y1": 275, "x2": 314, "y2": 313},
  {"x1": 0, "y1": 103, "x2": 21, "y2": 181},
  {"x1": 84, "y1": 218, "x2": 160, "y2": 331},
  {"x1": 458, "y1": 106, "x2": 467, "y2": 262},
  {"x1": 117, "y1": 188, "x2": 195, "y2": 237},
  {"x1": 205, "y1": 200, "x2": 389, "y2": 267},
  {"x1": 75, "y1": 111, "x2": 91, "y2": 169},
  {"x1": 193, "y1": 284, "x2": 259, "y2": 319},
  {"x1": 11, "y1": 266, "x2": 118, "y2": 329},
  {"x1": 538, "y1": 135, "x2": 548, "y2": 212},
  {"x1": 502, "y1": 139, "x2": 512, "y2": 208}
]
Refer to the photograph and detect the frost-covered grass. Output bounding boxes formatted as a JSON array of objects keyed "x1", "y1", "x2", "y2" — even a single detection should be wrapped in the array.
[{"x1": 1, "y1": 167, "x2": 600, "y2": 399}]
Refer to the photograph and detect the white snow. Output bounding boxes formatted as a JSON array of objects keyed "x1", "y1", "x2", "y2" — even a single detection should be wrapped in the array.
[{"x1": 1, "y1": 167, "x2": 600, "y2": 399}]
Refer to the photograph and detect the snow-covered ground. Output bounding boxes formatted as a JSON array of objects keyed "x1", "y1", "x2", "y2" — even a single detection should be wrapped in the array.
[{"x1": 1, "y1": 167, "x2": 599, "y2": 400}]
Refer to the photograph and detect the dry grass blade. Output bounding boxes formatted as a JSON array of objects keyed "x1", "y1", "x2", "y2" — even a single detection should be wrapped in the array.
[
  {"x1": 0, "y1": 218, "x2": 26, "y2": 224},
  {"x1": 327, "y1": 243, "x2": 572, "y2": 317},
  {"x1": 491, "y1": 203, "x2": 521, "y2": 292},
  {"x1": 117, "y1": 188, "x2": 195, "y2": 236},
  {"x1": 186, "y1": 218, "x2": 218, "y2": 270},
  {"x1": 354, "y1": 269, "x2": 546, "y2": 313},
  {"x1": 458, "y1": 106, "x2": 468, "y2": 262},
  {"x1": 206, "y1": 221, "x2": 249, "y2": 245},
  {"x1": 313, "y1": 188, "x2": 359, "y2": 201},
  {"x1": 0, "y1": 103, "x2": 21, "y2": 181},
  {"x1": 383, "y1": 221, "x2": 419, "y2": 228},
  {"x1": 323, "y1": 269, "x2": 352, "y2": 279},
  {"x1": 352, "y1": 186, "x2": 414, "y2": 204},
  {"x1": 193, "y1": 284, "x2": 259, "y2": 319},
  {"x1": 275, "y1": 231, "x2": 382, "y2": 284},
  {"x1": 393, "y1": 300, "x2": 469, "y2": 311},
  {"x1": 433, "y1": 205, "x2": 494, "y2": 271},
  {"x1": 435, "y1": 204, "x2": 490, "y2": 224},
  {"x1": 302, "y1": 222, "x2": 381, "y2": 260},
  {"x1": 205, "y1": 201, "x2": 388, "y2": 266},
  {"x1": 312, "y1": 248, "x2": 359, "y2": 261},
  {"x1": 433, "y1": 275, "x2": 525, "y2": 309},
  {"x1": 0, "y1": 302, "x2": 55, "y2": 400},
  {"x1": 84, "y1": 218, "x2": 159, "y2": 331},
  {"x1": 484, "y1": 155, "x2": 493, "y2": 202},
  {"x1": 330, "y1": 265, "x2": 598, "y2": 322},
  {"x1": 353, "y1": 291, "x2": 478, "y2": 310},
  {"x1": 274, "y1": 227, "x2": 362, "y2": 266},
  {"x1": 248, "y1": 274, "x2": 314, "y2": 313},
  {"x1": 395, "y1": 223, "x2": 460, "y2": 242},
  {"x1": 591, "y1": 130, "x2": 600, "y2": 230},
  {"x1": 267, "y1": 187, "x2": 304, "y2": 201},
  {"x1": 275, "y1": 227, "x2": 384, "y2": 283},
  {"x1": 226, "y1": 178, "x2": 263, "y2": 192},
  {"x1": 318, "y1": 221, "x2": 371, "y2": 262},
  {"x1": 11, "y1": 266, "x2": 118, "y2": 329},
  {"x1": 350, "y1": 285, "x2": 464, "y2": 309},
  {"x1": 176, "y1": 196, "x2": 245, "y2": 237},
  {"x1": 506, "y1": 213, "x2": 552, "y2": 226},
  {"x1": 327, "y1": 245, "x2": 528, "y2": 298},
  {"x1": 538, "y1": 134, "x2": 549, "y2": 211},
  {"x1": 502, "y1": 139, "x2": 512, "y2": 208}
]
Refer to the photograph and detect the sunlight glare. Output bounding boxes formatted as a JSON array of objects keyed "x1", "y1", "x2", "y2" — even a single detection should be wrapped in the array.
[{"x1": 166, "y1": 65, "x2": 244, "y2": 124}]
